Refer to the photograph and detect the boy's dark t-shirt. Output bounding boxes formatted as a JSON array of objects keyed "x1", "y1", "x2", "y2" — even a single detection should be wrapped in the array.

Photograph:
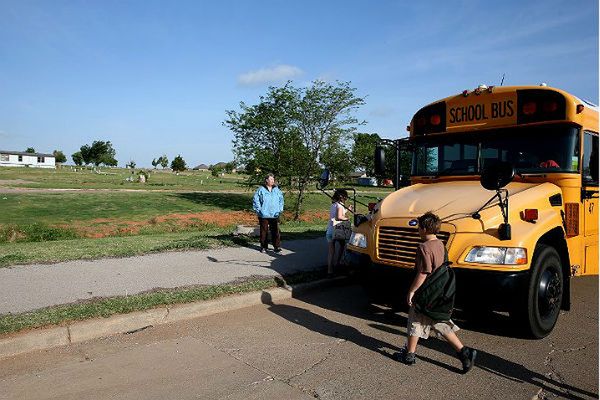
[{"x1": 415, "y1": 239, "x2": 445, "y2": 274}]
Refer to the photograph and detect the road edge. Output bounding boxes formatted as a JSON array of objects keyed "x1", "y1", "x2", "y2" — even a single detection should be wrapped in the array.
[{"x1": 0, "y1": 276, "x2": 346, "y2": 360}]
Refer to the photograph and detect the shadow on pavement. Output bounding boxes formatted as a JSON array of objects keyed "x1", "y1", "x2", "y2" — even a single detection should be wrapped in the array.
[
  {"x1": 263, "y1": 284, "x2": 597, "y2": 399},
  {"x1": 203, "y1": 235, "x2": 328, "y2": 278},
  {"x1": 260, "y1": 291, "x2": 401, "y2": 358}
]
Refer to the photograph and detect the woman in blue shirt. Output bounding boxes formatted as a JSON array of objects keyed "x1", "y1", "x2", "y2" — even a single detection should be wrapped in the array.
[{"x1": 253, "y1": 173, "x2": 284, "y2": 253}]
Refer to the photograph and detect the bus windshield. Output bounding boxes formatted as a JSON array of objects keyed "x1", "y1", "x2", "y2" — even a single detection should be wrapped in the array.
[{"x1": 412, "y1": 125, "x2": 580, "y2": 176}]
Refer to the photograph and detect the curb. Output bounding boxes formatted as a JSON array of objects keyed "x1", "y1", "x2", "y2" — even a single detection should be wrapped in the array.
[{"x1": 0, "y1": 276, "x2": 346, "y2": 360}]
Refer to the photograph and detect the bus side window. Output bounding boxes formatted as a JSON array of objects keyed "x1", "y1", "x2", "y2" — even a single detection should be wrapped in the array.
[{"x1": 583, "y1": 131, "x2": 599, "y2": 185}]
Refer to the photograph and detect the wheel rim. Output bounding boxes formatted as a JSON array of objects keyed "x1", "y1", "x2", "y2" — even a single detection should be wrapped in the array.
[{"x1": 538, "y1": 266, "x2": 562, "y2": 320}]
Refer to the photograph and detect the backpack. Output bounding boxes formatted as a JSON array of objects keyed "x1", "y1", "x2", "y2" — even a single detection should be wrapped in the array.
[{"x1": 413, "y1": 249, "x2": 456, "y2": 321}]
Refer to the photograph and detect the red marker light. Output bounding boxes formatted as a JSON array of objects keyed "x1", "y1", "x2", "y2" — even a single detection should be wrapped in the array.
[
  {"x1": 543, "y1": 101, "x2": 558, "y2": 113},
  {"x1": 522, "y1": 101, "x2": 537, "y2": 115},
  {"x1": 416, "y1": 117, "x2": 427, "y2": 127},
  {"x1": 368, "y1": 202, "x2": 376, "y2": 211},
  {"x1": 462, "y1": 90, "x2": 469, "y2": 97},
  {"x1": 576, "y1": 104, "x2": 585, "y2": 114},
  {"x1": 520, "y1": 209, "x2": 539, "y2": 222},
  {"x1": 430, "y1": 114, "x2": 441, "y2": 125}
]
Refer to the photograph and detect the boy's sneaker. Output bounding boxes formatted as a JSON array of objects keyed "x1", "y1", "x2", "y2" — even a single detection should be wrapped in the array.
[
  {"x1": 273, "y1": 247, "x2": 282, "y2": 253},
  {"x1": 458, "y1": 347, "x2": 477, "y2": 374},
  {"x1": 260, "y1": 248, "x2": 267, "y2": 253},
  {"x1": 393, "y1": 348, "x2": 416, "y2": 365}
]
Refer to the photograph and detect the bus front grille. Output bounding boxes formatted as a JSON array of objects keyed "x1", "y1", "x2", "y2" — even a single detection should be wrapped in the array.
[{"x1": 376, "y1": 226, "x2": 450, "y2": 264}]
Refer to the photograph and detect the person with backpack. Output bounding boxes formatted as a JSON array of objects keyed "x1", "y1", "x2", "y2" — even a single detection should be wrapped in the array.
[{"x1": 394, "y1": 211, "x2": 477, "y2": 373}]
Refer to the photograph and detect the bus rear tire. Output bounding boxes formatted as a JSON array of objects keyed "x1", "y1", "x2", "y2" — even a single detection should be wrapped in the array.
[{"x1": 512, "y1": 245, "x2": 563, "y2": 339}]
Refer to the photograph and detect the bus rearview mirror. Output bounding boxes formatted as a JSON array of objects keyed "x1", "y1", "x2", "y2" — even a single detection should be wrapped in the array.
[
  {"x1": 374, "y1": 146, "x2": 385, "y2": 175},
  {"x1": 480, "y1": 161, "x2": 515, "y2": 191},
  {"x1": 319, "y1": 169, "x2": 330, "y2": 189}
]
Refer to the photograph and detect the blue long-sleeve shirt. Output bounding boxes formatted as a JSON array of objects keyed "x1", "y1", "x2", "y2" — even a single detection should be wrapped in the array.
[{"x1": 253, "y1": 185, "x2": 284, "y2": 218}]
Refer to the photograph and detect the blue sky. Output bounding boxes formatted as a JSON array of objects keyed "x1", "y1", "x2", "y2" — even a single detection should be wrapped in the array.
[{"x1": 0, "y1": 0, "x2": 598, "y2": 167}]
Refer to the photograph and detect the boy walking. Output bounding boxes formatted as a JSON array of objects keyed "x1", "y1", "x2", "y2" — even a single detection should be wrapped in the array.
[{"x1": 395, "y1": 211, "x2": 477, "y2": 373}]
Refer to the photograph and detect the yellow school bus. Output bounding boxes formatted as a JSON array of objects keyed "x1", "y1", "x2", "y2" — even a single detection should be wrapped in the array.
[{"x1": 345, "y1": 85, "x2": 598, "y2": 338}]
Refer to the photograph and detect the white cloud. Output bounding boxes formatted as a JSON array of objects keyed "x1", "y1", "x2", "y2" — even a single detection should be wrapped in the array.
[{"x1": 238, "y1": 64, "x2": 303, "y2": 86}]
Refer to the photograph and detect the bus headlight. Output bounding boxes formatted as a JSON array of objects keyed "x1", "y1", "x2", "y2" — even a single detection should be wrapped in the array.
[
  {"x1": 465, "y1": 247, "x2": 527, "y2": 265},
  {"x1": 349, "y1": 232, "x2": 367, "y2": 248}
]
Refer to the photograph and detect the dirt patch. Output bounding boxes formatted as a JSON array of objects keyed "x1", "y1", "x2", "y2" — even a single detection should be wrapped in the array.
[
  {"x1": 65, "y1": 211, "x2": 259, "y2": 238},
  {"x1": 293, "y1": 210, "x2": 329, "y2": 222},
  {"x1": 60, "y1": 210, "x2": 330, "y2": 239}
]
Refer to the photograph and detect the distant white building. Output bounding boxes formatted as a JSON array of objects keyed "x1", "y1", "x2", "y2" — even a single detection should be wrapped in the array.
[{"x1": 0, "y1": 150, "x2": 55, "y2": 169}]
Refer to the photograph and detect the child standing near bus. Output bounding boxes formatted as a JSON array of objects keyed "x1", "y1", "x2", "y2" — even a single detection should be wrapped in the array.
[{"x1": 395, "y1": 211, "x2": 477, "y2": 373}]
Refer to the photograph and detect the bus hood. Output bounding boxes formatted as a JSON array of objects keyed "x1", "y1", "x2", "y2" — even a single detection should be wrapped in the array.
[{"x1": 379, "y1": 181, "x2": 559, "y2": 222}]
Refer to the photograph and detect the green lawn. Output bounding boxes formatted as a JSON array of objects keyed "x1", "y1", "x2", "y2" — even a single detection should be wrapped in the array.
[
  {"x1": 0, "y1": 191, "x2": 254, "y2": 224},
  {"x1": 0, "y1": 166, "x2": 389, "y2": 266},
  {"x1": 0, "y1": 190, "x2": 379, "y2": 226},
  {"x1": 0, "y1": 166, "x2": 248, "y2": 191}
]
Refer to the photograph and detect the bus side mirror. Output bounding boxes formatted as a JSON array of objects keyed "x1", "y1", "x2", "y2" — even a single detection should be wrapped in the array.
[
  {"x1": 318, "y1": 169, "x2": 330, "y2": 189},
  {"x1": 479, "y1": 161, "x2": 515, "y2": 241},
  {"x1": 374, "y1": 146, "x2": 385, "y2": 175},
  {"x1": 480, "y1": 161, "x2": 515, "y2": 190}
]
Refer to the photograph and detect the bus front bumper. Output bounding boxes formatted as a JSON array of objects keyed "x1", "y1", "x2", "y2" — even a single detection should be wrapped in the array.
[{"x1": 345, "y1": 249, "x2": 530, "y2": 311}]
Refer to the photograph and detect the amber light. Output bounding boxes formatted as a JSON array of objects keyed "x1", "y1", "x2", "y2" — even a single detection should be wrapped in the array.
[
  {"x1": 565, "y1": 203, "x2": 579, "y2": 236},
  {"x1": 522, "y1": 102, "x2": 537, "y2": 115},
  {"x1": 520, "y1": 209, "x2": 539, "y2": 222},
  {"x1": 430, "y1": 114, "x2": 441, "y2": 125},
  {"x1": 514, "y1": 253, "x2": 528, "y2": 265}
]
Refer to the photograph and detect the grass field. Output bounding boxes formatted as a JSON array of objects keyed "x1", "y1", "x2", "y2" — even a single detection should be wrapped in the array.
[
  {"x1": 0, "y1": 167, "x2": 391, "y2": 267},
  {"x1": 0, "y1": 166, "x2": 247, "y2": 191}
]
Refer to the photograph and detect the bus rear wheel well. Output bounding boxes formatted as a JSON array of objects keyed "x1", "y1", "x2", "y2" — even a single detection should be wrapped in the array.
[{"x1": 535, "y1": 227, "x2": 570, "y2": 311}]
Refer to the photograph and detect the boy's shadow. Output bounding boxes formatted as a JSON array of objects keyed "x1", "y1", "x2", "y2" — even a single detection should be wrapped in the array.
[
  {"x1": 263, "y1": 286, "x2": 597, "y2": 400},
  {"x1": 261, "y1": 291, "x2": 402, "y2": 358}
]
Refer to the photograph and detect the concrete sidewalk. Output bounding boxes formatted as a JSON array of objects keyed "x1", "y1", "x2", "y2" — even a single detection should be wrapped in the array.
[{"x1": 0, "y1": 238, "x2": 328, "y2": 315}]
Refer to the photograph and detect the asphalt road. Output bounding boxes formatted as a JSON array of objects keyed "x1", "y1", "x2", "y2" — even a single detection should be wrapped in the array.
[{"x1": 0, "y1": 277, "x2": 597, "y2": 400}]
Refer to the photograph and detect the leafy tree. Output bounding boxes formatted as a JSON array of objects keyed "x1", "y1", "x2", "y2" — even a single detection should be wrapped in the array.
[
  {"x1": 53, "y1": 150, "x2": 67, "y2": 164},
  {"x1": 25, "y1": 147, "x2": 36, "y2": 153},
  {"x1": 79, "y1": 144, "x2": 92, "y2": 165},
  {"x1": 151, "y1": 158, "x2": 158, "y2": 169},
  {"x1": 352, "y1": 133, "x2": 380, "y2": 176},
  {"x1": 171, "y1": 155, "x2": 186, "y2": 172},
  {"x1": 78, "y1": 141, "x2": 117, "y2": 166},
  {"x1": 159, "y1": 155, "x2": 169, "y2": 169},
  {"x1": 126, "y1": 160, "x2": 136, "y2": 169},
  {"x1": 224, "y1": 161, "x2": 236, "y2": 174},
  {"x1": 225, "y1": 80, "x2": 365, "y2": 219},
  {"x1": 92, "y1": 141, "x2": 117, "y2": 166},
  {"x1": 71, "y1": 151, "x2": 83, "y2": 166},
  {"x1": 242, "y1": 159, "x2": 258, "y2": 175},
  {"x1": 320, "y1": 128, "x2": 354, "y2": 181},
  {"x1": 210, "y1": 166, "x2": 223, "y2": 177}
]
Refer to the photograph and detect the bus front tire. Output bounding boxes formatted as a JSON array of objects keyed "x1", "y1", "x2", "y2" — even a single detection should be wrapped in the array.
[{"x1": 512, "y1": 245, "x2": 563, "y2": 339}]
